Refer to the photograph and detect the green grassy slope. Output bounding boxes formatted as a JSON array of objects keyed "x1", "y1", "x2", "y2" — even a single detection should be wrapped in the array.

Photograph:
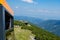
[
  {"x1": 14, "y1": 27, "x2": 35, "y2": 40},
  {"x1": 14, "y1": 20, "x2": 60, "y2": 40}
]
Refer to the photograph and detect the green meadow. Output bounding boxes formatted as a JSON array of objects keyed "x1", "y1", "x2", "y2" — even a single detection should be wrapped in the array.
[{"x1": 14, "y1": 20, "x2": 60, "y2": 40}]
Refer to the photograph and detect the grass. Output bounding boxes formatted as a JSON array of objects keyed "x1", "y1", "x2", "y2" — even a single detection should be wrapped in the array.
[
  {"x1": 14, "y1": 26, "x2": 35, "y2": 40},
  {"x1": 6, "y1": 29, "x2": 14, "y2": 40},
  {"x1": 14, "y1": 20, "x2": 60, "y2": 40}
]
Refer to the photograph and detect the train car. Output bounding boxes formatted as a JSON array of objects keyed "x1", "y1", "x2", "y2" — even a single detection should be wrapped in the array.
[{"x1": 0, "y1": 0, "x2": 14, "y2": 40}]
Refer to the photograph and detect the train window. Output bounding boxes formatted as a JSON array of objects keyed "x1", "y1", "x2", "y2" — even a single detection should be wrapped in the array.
[{"x1": 5, "y1": 11, "x2": 11, "y2": 30}]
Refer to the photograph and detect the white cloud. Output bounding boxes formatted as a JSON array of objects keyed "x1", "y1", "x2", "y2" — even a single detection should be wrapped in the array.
[
  {"x1": 25, "y1": 9, "x2": 50, "y2": 13},
  {"x1": 37, "y1": 9, "x2": 49, "y2": 13},
  {"x1": 15, "y1": 6, "x2": 19, "y2": 9},
  {"x1": 14, "y1": 6, "x2": 60, "y2": 14},
  {"x1": 21, "y1": 0, "x2": 37, "y2": 4},
  {"x1": 27, "y1": 9, "x2": 60, "y2": 13}
]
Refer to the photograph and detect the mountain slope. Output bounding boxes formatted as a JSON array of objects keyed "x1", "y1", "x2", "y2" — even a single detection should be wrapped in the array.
[
  {"x1": 38, "y1": 20, "x2": 60, "y2": 36},
  {"x1": 14, "y1": 20, "x2": 60, "y2": 40},
  {"x1": 14, "y1": 16, "x2": 60, "y2": 36},
  {"x1": 14, "y1": 16, "x2": 42, "y2": 25},
  {"x1": 14, "y1": 27, "x2": 35, "y2": 40}
]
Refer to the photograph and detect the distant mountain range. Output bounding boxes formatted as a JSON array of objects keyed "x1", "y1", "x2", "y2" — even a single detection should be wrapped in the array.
[
  {"x1": 14, "y1": 16, "x2": 42, "y2": 25},
  {"x1": 14, "y1": 16, "x2": 60, "y2": 36},
  {"x1": 39, "y1": 20, "x2": 60, "y2": 36}
]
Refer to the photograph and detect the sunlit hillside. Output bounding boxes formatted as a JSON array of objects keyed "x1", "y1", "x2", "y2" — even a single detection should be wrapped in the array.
[{"x1": 14, "y1": 20, "x2": 60, "y2": 40}]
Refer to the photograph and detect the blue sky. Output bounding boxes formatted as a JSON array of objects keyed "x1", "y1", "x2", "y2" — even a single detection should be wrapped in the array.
[{"x1": 7, "y1": 0, "x2": 60, "y2": 20}]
